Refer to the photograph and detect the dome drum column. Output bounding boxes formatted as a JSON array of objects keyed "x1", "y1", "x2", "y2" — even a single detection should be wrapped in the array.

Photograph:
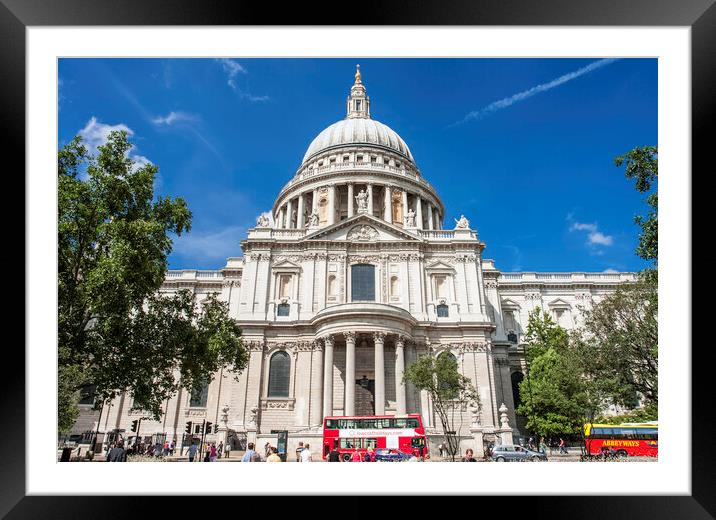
[
  {"x1": 286, "y1": 198, "x2": 294, "y2": 229},
  {"x1": 297, "y1": 193, "x2": 305, "y2": 228},
  {"x1": 416, "y1": 196, "x2": 424, "y2": 230},
  {"x1": 367, "y1": 184, "x2": 374, "y2": 216},
  {"x1": 384, "y1": 185, "x2": 392, "y2": 224},
  {"x1": 347, "y1": 183, "x2": 354, "y2": 218},
  {"x1": 427, "y1": 202, "x2": 434, "y2": 230}
]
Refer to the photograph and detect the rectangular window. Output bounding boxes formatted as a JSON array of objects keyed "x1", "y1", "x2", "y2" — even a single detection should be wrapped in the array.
[
  {"x1": 351, "y1": 264, "x2": 375, "y2": 301},
  {"x1": 435, "y1": 275, "x2": 448, "y2": 298},
  {"x1": 189, "y1": 382, "x2": 209, "y2": 407},
  {"x1": 356, "y1": 100, "x2": 362, "y2": 111},
  {"x1": 278, "y1": 275, "x2": 291, "y2": 299}
]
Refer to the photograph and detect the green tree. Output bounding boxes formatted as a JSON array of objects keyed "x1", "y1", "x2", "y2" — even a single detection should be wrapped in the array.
[
  {"x1": 614, "y1": 146, "x2": 658, "y2": 268},
  {"x1": 403, "y1": 352, "x2": 479, "y2": 461},
  {"x1": 58, "y1": 131, "x2": 248, "y2": 433},
  {"x1": 518, "y1": 309, "x2": 586, "y2": 439},
  {"x1": 576, "y1": 276, "x2": 658, "y2": 406}
]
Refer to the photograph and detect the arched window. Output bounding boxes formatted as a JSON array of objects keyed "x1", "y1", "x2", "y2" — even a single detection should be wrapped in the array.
[
  {"x1": 268, "y1": 351, "x2": 291, "y2": 397},
  {"x1": 276, "y1": 303, "x2": 290, "y2": 317},
  {"x1": 351, "y1": 264, "x2": 375, "y2": 301},
  {"x1": 436, "y1": 304, "x2": 449, "y2": 317},
  {"x1": 436, "y1": 351, "x2": 458, "y2": 395},
  {"x1": 511, "y1": 372, "x2": 524, "y2": 410}
]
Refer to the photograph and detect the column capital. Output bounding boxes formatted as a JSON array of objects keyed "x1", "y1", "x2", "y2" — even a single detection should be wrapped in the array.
[
  {"x1": 343, "y1": 331, "x2": 356, "y2": 343},
  {"x1": 373, "y1": 331, "x2": 386, "y2": 343},
  {"x1": 322, "y1": 334, "x2": 335, "y2": 348},
  {"x1": 395, "y1": 335, "x2": 406, "y2": 348}
]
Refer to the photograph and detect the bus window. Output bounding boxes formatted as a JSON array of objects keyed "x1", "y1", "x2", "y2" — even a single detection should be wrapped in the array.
[
  {"x1": 361, "y1": 419, "x2": 376, "y2": 429},
  {"x1": 620, "y1": 428, "x2": 637, "y2": 439},
  {"x1": 406, "y1": 418, "x2": 419, "y2": 428},
  {"x1": 325, "y1": 419, "x2": 338, "y2": 429},
  {"x1": 411, "y1": 437, "x2": 425, "y2": 448},
  {"x1": 394, "y1": 418, "x2": 407, "y2": 428},
  {"x1": 600, "y1": 428, "x2": 614, "y2": 439},
  {"x1": 364, "y1": 438, "x2": 377, "y2": 449}
]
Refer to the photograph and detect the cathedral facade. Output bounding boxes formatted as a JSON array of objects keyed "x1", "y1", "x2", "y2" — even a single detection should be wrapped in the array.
[{"x1": 71, "y1": 67, "x2": 636, "y2": 456}]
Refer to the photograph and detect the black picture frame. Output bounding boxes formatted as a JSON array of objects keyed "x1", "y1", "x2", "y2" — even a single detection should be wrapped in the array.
[{"x1": 3, "y1": 0, "x2": 709, "y2": 517}]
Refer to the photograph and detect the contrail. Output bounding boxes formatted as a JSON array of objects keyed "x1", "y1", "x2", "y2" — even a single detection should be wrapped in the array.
[{"x1": 450, "y1": 58, "x2": 620, "y2": 127}]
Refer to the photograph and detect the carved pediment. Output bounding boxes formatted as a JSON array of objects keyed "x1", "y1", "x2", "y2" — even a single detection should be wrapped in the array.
[
  {"x1": 305, "y1": 214, "x2": 422, "y2": 242},
  {"x1": 501, "y1": 298, "x2": 521, "y2": 310},
  {"x1": 547, "y1": 298, "x2": 572, "y2": 309}
]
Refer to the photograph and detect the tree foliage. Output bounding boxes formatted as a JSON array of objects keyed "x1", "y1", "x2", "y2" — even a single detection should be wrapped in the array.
[
  {"x1": 576, "y1": 275, "x2": 658, "y2": 406},
  {"x1": 58, "y1": 131, "x2": 247, "y2": 433},
  {"x1": 614, "y1": 145, "x2": 658, "y2": 266},
  {"x1": 403, "y1": 353, "x2": 479, "y2": 461}
]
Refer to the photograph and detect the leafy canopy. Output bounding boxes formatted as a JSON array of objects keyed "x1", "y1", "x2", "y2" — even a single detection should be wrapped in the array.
[{"x1": 58, "y1": 131, "x2": 247, "y2": 431}]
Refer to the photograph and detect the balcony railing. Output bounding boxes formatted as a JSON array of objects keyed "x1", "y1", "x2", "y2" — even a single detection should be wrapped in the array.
[{"x1": 498, "y1": 272, "x2": 637, "y2": 283}]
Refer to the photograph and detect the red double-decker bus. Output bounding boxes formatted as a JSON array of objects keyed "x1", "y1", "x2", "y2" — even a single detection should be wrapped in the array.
[
  {"x1": 584, "y1": 422, "x2": 658, "y2": 457},
  {"x1": 322, "y1": 414, "x2": 428, "y2": 461}
]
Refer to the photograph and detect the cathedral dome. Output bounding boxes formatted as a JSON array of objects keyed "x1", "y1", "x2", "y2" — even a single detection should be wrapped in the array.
[
  {"x1": 302, "y1": 118, "x2": 414, "y2": 164},
  {"x1": 300, "y1": 64, "x2": 414, "y2": 165}
]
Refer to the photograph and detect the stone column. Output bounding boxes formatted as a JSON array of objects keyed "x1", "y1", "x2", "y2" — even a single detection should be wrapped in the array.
[
  {"x1": 395, "y1": 336, "x2": 407, "y2": 415},
  {"x1": 367, "y1": 184, "x2": 374, "y2": 216},
  {"x1": 278, "y1": 207, "x2": 285, "y2": 229},
  {"x1": 312, "y1": 188, "x2": 318, "y2": 213},
  {"x1": 402, "y1": 190, "x2": 408, "y2": 226},
  {"x1": 427, "y1": 202, "x2": 434, "y2": 230},
  {"x1": 416, "y1": 196, "x2": 423, "y2": 230},
  {"x1": 328, "y1": 185, "x2": 336, "y2": 225},
  {"x1": 286, "y1": 198, "x2": 293, "y2": 229},
  {"x1": 322, "y1": 335, "x2": 334, "y2": 418},
  {"x1": 374, "y1": 332, "x2": 386, "y2": 415},
  {"x1": 310, "y1": 341, "x2": 324, "y2": 426},
  {"x1": 297, "y1": 192, "x2": 305, "y2": 229},
  {"x1": 384, "y1": 186, "x2": 392, "y2": 224},
  {"x1": 344, "y1": 332, "x2": 356, "y2": 416},
  {"x1": 347, "y1": 183, "x2": 354, "y2": 217}
]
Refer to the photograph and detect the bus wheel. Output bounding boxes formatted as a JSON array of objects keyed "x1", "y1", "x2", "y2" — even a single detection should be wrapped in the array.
[
  {"x1": 342, "y1": 453, "x2": 351, "y2": 462},
  {"x1": 616, "y1": 450, "x2": 628, "y2": 458}
]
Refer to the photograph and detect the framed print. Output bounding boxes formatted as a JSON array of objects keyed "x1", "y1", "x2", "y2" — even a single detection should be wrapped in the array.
[{"x1": 4, "y1": 0, "x2": 712, "y2": 517}]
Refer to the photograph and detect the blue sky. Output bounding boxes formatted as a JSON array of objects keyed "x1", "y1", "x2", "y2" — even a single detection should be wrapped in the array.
[{"x1": 58, "y1": 58, "x2": 657, "y2": 272}]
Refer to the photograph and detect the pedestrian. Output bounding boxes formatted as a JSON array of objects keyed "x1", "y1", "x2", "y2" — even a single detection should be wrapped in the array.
[
  {"x1": 217, "y1": 441, "x2": 223, "y2": 459},
  {"x1": 154, "y1": 441, "x2": 162, "y2": 458},
  {"x1": 328, "y1": 445, "x2": 341, "y2": 462},
  {"x1": 163, "y1": 440, "x2": 170, "y2": 456},
  {"x1": 559, "y1": 437, "x2": 567, "y2": 454},
  {"x1": 267, "y1": 446, "x2": 282, "y2": 462},
  {"x1": 169, "y1": 441, "x2": 175, "y2": 456},
  {"x1": 204, "y1": 448, "x2": 211, "y2": 462},
  {"x1": 300, "y1": 443, "x2": 313, "y2": 462},
  {"x1": 242, "y1": 442, "x2": 257, "y2": 462},
  {"x1": 187, "y1": 443, "x2": 198, "y2": 462},
  {"x1": 528, "y1": 437, "x2": 535, "y2": 451},
  {"x1": 539, "y1": 438, "x2": 547, "y2": 454},
  {"x1": 106, "y1": 441, "x2": 128, "y2": 462},
  {"x1": 461, "y1": 448, "x2": 477, "y2": 462},
  {"x1": 351, "y1": 450, "x2": 362, "y2": 462},
  {"x1": 296, "y1": 441, "x2": 304, "y2": 462},
  {"x1": 210, "y1": 443, "x2": 218, "y2": 462},
  {"x1": 225, "y1": 443, "x2": 231, "y2": 459},
  {"x1": 264, "y1": 442, "x2": 271, "y2": 459}
]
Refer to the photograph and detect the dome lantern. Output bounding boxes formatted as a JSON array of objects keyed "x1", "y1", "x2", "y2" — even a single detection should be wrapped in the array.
[{"x1": 347, "y1": 64, "x2": 370, "y2": 119}]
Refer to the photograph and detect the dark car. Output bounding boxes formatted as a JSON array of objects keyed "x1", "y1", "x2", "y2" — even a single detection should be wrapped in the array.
[
  {"x1": 490, "y1": 444, "x2": 548, "y2": 462},
  {"x1": 373, "y1": 448, "x2": 413, "y2": 462}
]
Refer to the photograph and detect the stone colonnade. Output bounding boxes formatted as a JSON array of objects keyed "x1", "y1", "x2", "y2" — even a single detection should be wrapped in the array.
[
  {"x1": 322, "y1": 331, "x2": 414, "y2": 418},
  {"x1": 275, "y1": 183, "x2": 442, "y2": 231}
]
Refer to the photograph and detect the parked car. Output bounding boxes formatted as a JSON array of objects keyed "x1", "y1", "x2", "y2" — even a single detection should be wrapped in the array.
[
  {"x1": 373, "y1": 448, "x2": 413, "y2": 462},
  {"x1": 490, "y1": 444, "x2": 548, "y2": 462}
]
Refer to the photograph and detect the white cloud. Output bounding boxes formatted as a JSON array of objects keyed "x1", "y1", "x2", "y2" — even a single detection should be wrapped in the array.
[
  {"x1": 215, "y1": 59, "x2": 269, "y2": 102},
  {"x1": 77, "y1": 117, "x2": 152, "y2": 172},
  {"x1": 588, "y1": 232, "x2": 614, "y2": 246},
  {"x1": 568, "y1": 218, "x2": 614, "y2": 248},
  {"x1": 454, "y1": 58, "x2": 619, "y2": 125},
  {"x1": 603, "y1": 268, "x2": 619, "y2": 273},
  {"x1": 172, "y1": 225, "x2": 247, "y2": 263},
  {"x1": 151, "y1": 111, "x2": 198, "y2": 126}
]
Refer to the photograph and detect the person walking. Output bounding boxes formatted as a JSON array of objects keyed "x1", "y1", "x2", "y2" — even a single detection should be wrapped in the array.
[
  {"x1": 217, "y1": 441, "x2": 223, "y2": 459},
  {"x1": 539, "y1": 439, "x2": 547, "y2": 454},
  {"x1": 328, "y1": 445, "x2": 341, "y2": 462},
  {"x1": 264, "y1": 442, "x2": 271, "y2": 459},
  {"x1": 351, "y1": 450, "x2": 362, "y2": 462},
  {"x1": 106, "y1": 441, "x2": 128, "y2": 462},
  {"x1": 169, "y1": 440, "x2": 175, "y2": 456},
  {"x1": 267, "y1": 446, "x2": 282, "y2": 462},
  {"x1": 300, "y1": 443, "x2": 313, "y2": 462},
  {"x1": 225, "y1": 442, "x2": 231, "y2": 459},
  {"x1": 461, "y1": 448, "x2": 477, "y2": 462},
  {"x1": 242, "y1": 442, "x2": 257, "y2": 462},
  {"x1": 295, "y1": 441, "x2": 304, "y2": 462},
  {"x1": 210, "y1": 443, "x2": 218, "y2": 462},
  {"x1": 187, "y1": 443, "x2": 198, "y2": 462},
  {"x1": 559, "y1": 437, "x2": 567, "y2": 454}
]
